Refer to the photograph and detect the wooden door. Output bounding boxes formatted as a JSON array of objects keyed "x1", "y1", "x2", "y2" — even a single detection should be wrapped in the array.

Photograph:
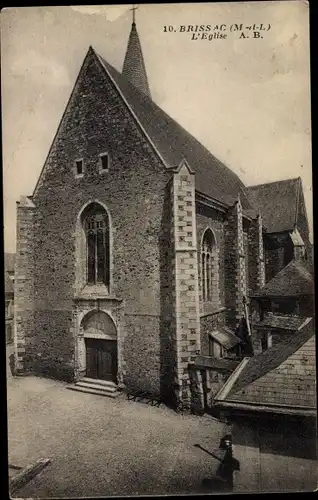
[
  {"x1": 86, "y1": 340, "x2": 98, "y2": 379},
  {"x1": 85, "y1": 338, "x2": 117, "y2": 382},
  {"x1": 98, "y1": 340, "x2": 118, "y2": 382}
]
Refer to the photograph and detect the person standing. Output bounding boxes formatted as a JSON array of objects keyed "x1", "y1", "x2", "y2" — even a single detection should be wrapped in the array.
[{"x1": 216, "y1": 434, "x2": 240, "y2": 491}]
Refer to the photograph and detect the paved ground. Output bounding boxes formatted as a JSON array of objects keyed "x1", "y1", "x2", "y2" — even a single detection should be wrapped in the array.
[{"x1": 6, "y1": 346, "x2": 229, "y2": 497}]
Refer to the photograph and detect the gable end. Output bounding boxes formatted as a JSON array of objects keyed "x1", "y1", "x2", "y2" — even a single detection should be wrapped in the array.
[{"x1": 32, "y1": 46, "x2": 168, "y2": 199}]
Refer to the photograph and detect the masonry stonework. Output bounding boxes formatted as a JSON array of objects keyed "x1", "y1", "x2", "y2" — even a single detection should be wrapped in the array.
[
  {"x1": 248, "y1": 214, "x2": 265, "y2": 293},
  {"x1": 224, "y1": 198, "x2": 247, "y2": 328},
  {"x1": 170, "y1": 162, "x2": 201, "y2": 408},
  {"x1": 14, "y1": 197, "x2": 36, "y2": 375},
  {"x1": 265, "y1": 244, "x2": 286, "y2": 282},
  {"x1": 16, "y1": 48, "x2": 170, "y2": 391}
]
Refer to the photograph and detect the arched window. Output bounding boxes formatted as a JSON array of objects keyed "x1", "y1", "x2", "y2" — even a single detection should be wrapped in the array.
[
  {"x1": 201, "y1": 229, "x2": 218, "y2": 303},
  {"x1": 81, "y1": 203, "x2": 110, "y2": 287}
]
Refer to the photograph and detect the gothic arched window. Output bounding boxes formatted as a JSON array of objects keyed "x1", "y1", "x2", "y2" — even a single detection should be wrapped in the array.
[
  {"x1": 82, "y1": 203, "x2": 110, "y2": 287},
  {"x1": 201, "y1": 229, "x2": 219, "y2": 304}
]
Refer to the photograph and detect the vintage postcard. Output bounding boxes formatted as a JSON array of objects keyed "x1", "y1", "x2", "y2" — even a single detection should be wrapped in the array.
[{"x1": 2, "y1": 1, "x2": 316, "y2": 496}]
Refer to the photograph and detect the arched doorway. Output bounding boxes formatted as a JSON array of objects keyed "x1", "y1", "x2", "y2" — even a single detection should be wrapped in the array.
[{"x1": 81, "y1": 311, "x2": 118, "y2": 382}]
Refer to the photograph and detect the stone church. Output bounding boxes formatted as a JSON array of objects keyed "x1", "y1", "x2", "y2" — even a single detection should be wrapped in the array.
[{"x1": 14, "y1": 17, "x2": 311, "y2": 408}]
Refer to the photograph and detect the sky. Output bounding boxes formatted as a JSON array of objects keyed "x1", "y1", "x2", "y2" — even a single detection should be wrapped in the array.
[{"x1": 1, "y1": 1, "x2": 312, "y2": 253}]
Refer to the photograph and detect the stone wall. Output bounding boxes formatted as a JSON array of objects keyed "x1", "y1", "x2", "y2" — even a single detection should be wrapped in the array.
[
  {"x1": 17, "y1": 48, "x2": 171, "y2": 391},
  {"x1": 224, "y1": 199, "x2": 247, "y2": 329},
  {"x1": 14, "y1": 197, "x2": 36, "y2": 375},
  {"x1": 247, "y1": 215, "x2": 265, "y2": 293},
  {"x1": 169, "y1": 161, "x2": 201, "y2": 408},
  {"x1": 243, "y1": 230, "x2": 249, "y2": 296},
  {"x1": 265, "y1": 245, "x2": 285, "y2": 282},
  {"x1": 299, "y1": 296, "x2": 314, "y2": 317}
]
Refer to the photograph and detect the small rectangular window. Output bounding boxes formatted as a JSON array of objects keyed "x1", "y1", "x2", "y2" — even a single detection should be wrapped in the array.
[
  {"x1": 99, "y1": 153, "x2": 109, "y2": 172},
  {"x1": 75, "y1": 159, "x2": 84, "y2": 176}
]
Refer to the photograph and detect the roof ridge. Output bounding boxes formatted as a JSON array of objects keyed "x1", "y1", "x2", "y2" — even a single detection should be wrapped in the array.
[
  {"x1": 99, "y1": 53, "x2": 236, "y2": 176},
  {"x1": 94, "y1": 49, "x2": 168, "y2": 170},
  {"x1": 253, "y1": 258, "x2": 314, "y2": 297},
  {"x1": 245, "y1": 177, "x2": 303, "y2": 233},
  {"x1": 95, "y1": 49, "x2": 253, "y2": 209},
  {"x1": 247, "y1": 177, "x2": 300, "y2": 189},
  {"x1": 228, "y1": 327, "x2": 314, "y2": 398}
]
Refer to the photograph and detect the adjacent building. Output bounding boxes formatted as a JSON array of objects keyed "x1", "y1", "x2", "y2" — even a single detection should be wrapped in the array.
[
  {"x1": 214, "y1": 322, "x2": 316, "y2": 493},
  {"x1": 246, "y1": 178, "x2": 312, "y2": 282},
  {"x1": 250, "y1": 254, "x2": 314, "y2": 354},
  {"x1": 252, "y1": 258, "x2": 314, "y2": 317}
]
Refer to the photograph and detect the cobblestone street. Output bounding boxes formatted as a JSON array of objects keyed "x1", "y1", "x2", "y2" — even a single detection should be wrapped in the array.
[{"x1": 7, "y1": 348, "x2": 228, "y2": 497}]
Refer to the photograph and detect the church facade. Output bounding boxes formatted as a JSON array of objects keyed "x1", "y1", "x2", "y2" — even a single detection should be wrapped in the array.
[{"x1": 14, "y1": 20, "x2": 311, "y2": 408}]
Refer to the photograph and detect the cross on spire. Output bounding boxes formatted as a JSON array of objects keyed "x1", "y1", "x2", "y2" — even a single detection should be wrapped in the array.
[
  {"x1": 130, "y1": 4, "x2": 138, "y2": 24},
  {"x1": 123, "y1": 3, "x2": 151, "y2": 98}
]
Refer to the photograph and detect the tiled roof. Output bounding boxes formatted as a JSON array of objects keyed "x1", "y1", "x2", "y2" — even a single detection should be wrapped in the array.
[
  {"x1": 246, "y1": 178, "x2": 300, "y2": 233},
  {"x1": 209, "y1": 327, "x2": 242, "y2": 350},
  {"x1": 252, "y1": 260, "x2": 314, "y2": 298},
  {"x1": 5, "y1": 253, "x2": 16, "y2": 273},
  {"x1": 242, "y1": 208, "x2": 259, "y2": 220},
  {"x1": 95, "y1": 49, "x2": 252, "y2": 209},
  {"x1": 192, "y1": 356, "x2": 240, "y2": 372},
  {"x1": 254, "y1": 314, "x2": 311, "y2": 331},
  {"x1": 224, "y1": 324, "x2": 316, "y2": 410},
  {"x1": 122, "y1": 22, "x2": 151, "y2": 98}
]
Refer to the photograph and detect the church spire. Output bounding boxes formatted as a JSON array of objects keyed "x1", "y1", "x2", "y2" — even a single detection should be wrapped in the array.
[{"x1": 122, "y1": 5, "x2": 151, "y2": 98}]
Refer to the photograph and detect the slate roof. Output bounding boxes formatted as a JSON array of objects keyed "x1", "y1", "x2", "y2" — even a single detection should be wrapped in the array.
[
  {"x1": 95, "y1": 49, "x2": 252, "y2": 209},
  {"x1": 226, "y1": 327, "x2": 316, "y2": 410},
  {"x1": 192, "y1": 356, "x2": 240, "y2": 372},
  {"x1": 209, "y1": 327, "x2": 242, "y2": 350},
  {"x1": 252, "y1": 260, "x2": 314, "y2": 298},
  {"x1": 246, "y1": 177, "x2": 301, "y2": 233},
  {"x1": 242, "y1": 208, "x2": 259, "y2": 220},
  {"x1": 254, "y1": 314, "x2": 311, "y2": 331},
  {"x1": 122, "y1": 22, "x2": 151, "y2": 98}
]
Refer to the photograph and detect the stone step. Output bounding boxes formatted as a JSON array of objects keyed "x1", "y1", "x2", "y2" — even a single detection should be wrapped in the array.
[
  {"x1": 67, "y1": 384, "x2": 120, "y2": 399},
  {"x1": 76, "y1": 380, "x2": 118, "y2": 392},
  {"x1": 81, "y1": 377, "x2": 117, "y2": 389}
]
